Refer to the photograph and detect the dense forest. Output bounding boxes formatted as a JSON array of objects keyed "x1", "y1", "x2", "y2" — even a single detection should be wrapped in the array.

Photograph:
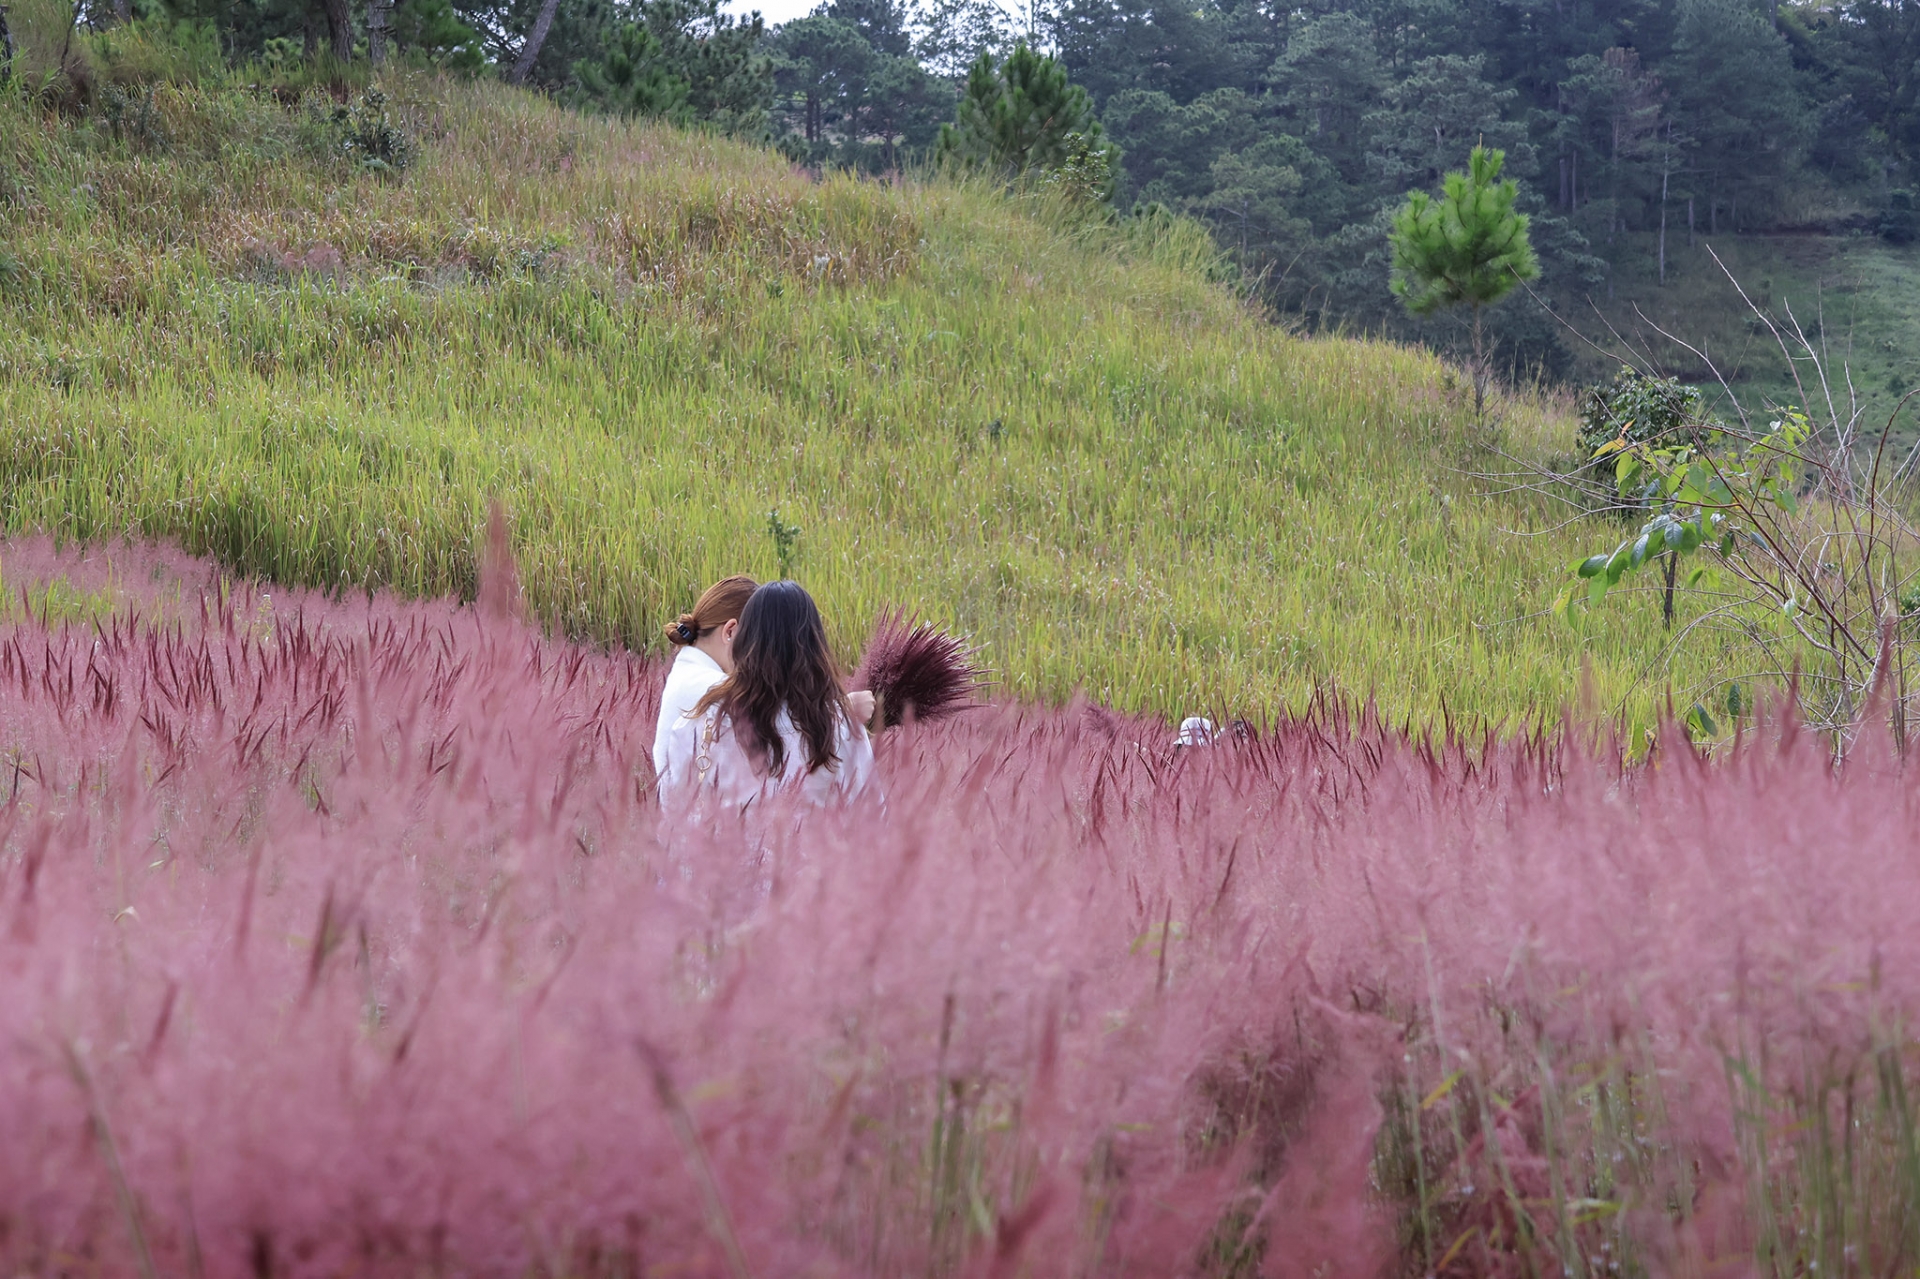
[
  {"x1": 12, "y1": 0, "x2": 1920, "y2": 383},
  {"x1": 1038, "y1": 0, "x2": 1920, "y2": 379}
]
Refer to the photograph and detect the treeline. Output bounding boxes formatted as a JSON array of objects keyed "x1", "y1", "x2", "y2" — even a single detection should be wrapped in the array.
[
  {"x1": 1051, "y1": 0, "x2": 1920, "y2": 374},
  {"x1": 15, "y1": 0, "x2": 1920, "y2": 377}
]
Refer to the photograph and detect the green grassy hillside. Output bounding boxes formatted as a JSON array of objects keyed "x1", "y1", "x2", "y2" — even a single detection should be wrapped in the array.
[
  {"x1": 1569, "y1": 232, "x2": 1920, "y2": 462},
  {"x1": 0, "y1": 70, "x2": 1735, "y2": 726}
]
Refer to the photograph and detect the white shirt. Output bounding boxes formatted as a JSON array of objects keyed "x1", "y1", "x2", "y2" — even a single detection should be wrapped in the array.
[
  {"x1": 653, "y1": 646, "x2": 727, "y2": 785},
  {"x1": 659, "y1": 701, "x2": 874, "y2": 814}
]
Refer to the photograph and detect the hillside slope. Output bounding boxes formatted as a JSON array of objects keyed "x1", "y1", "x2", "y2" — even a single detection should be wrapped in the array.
[
  {"x1": 1566, "y1": 231, "x2": 1920, "y2": 461},
  {"x1": 0, "y1": 73, "x2": 1725, "y2": 725}
]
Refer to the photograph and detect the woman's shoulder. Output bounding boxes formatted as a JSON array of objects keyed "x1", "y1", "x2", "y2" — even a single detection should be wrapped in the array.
[{"x1": 662, "y1": 648, "x2": 724, "y2": 703}]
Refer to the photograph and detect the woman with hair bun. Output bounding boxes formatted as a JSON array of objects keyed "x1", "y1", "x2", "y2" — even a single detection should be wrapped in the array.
[
  {"x1": 661, "y1": 580, "x2": 874, "y2": 811},
  {"x1": 653, "y1": 575, "x2": 757, "y2": 785}
]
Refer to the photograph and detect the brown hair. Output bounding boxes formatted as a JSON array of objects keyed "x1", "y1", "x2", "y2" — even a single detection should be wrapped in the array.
[
  {"x1": 693, "y1": 581, "x2": 851, "y2": 778},
  {"x1": 666, "y1": 575, "x2": 757, "y2": 647}
]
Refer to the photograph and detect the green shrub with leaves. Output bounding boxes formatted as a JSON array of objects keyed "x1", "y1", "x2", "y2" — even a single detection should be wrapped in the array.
[
  {"x1": 320, "y1": 88, "x2": 413, "y2": 173},
  {"x1": 99, "y1": 82, "x2": 170, "y2": 151},
  {"x1": 1043, "y1": 128, "x2": 1116, "y2": 204},
  {"x1": 1559, "y1": 407, "x2": 1810, "y2": 635},
  {"x1": 1576, "y1": 365, "x2": 1708, "y2": 504}
]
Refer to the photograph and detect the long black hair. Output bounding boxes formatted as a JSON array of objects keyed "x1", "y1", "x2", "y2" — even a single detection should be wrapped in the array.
[{"x1": 693, "y1": 581, "x2": 851, "y2": 777}]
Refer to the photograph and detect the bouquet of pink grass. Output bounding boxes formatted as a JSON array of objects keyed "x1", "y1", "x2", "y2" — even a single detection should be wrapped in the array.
[{"x1": 850, "y1": 609, "x2": 990, "y2": 727}]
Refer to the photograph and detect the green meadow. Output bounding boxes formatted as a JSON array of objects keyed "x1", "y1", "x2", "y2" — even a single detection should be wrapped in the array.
[{"x1": 0, "y1": 70, "x2": 1732, "y2": 727}]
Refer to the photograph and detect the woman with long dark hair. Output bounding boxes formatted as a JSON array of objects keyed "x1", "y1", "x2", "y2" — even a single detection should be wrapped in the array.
[{"x1": 660, "y1": 580, "x2": 874, "y2": 810}]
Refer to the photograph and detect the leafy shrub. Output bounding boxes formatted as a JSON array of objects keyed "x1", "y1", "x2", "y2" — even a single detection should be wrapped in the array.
[
  {"x1": 98, "y1": 81, "x2": 169, "y2": 150},
  {"x1": 1575, "y1": 364, "x2": 1707, "y2": 501},
  {"x1": 1042, "y1": 129, "x2": 1116, "y2": 204},
  {"x1": 313, "y1": 87, "x2": 412, "y2": 173}
]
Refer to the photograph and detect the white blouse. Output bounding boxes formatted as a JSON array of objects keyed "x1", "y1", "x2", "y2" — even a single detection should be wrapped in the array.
[
  {"x1": 659, "y1": 701, "x2": 874, "y2": 814},
  {"x1": 653, "y1": 646, "x2": 728, "y2": 786}
]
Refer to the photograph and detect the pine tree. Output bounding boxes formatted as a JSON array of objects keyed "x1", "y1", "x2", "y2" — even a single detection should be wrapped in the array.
[
  {"x1": 935, "y1": 42, "x2": 1115, "y2": 191},
  {"x1": 575, "y1": 0, "x2": 770, "y2": 134},
  {"x1": 1388, "y1": 144, "x2": 1540, "y2": 416},
  {"x1": 575, "y1": 23, "x2": 693, "y2": 122}
]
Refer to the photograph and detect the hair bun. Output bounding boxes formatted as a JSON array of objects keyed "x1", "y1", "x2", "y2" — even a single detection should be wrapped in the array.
[{"x1": 668, "y1": 614, "x2": 700, "y2": 646}]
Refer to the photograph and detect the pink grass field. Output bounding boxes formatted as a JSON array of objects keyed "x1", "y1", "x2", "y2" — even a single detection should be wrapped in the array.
[{"x1": 2, "y1": 540, "x2": 1919, "y2": 1278}]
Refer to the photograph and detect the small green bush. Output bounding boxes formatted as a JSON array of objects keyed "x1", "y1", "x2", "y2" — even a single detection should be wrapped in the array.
[
  {"x1": 99, "y1": 82, "x2": 169, "y2": 151},
  {"x1": 312, "y1": 88, "x2": 412, "y2": 174},
  {"x1": 1576, "y1": 365, "x2": 1708, "y2": 504}
]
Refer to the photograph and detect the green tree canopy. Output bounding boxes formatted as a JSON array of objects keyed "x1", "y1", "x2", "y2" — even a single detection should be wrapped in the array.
[
  {"x1": 1667, "y1": 0, "x2": 1806, "y2": 229},
  {"x1": 1273, "y1": 12, "x2": 1383, "y2": 188},
  {"x1": 1389, "y1": 144, "x2": 1540, "y2": 410},
  {"x1": 935, "y1": 42, "x2": 1116, "y2": 189},
  {"x1": 575, "y1": 0, "x2": 770, "y2": 133},
  {"x1": 575, "y1": 21, "x2": 693, "y2": 121},
  {"x1": 769, "y1": 3, "x2": 949, "y2": 169},
  {"x1": 1365, "y1": 54, "x2": 1532, "y2": 194}
]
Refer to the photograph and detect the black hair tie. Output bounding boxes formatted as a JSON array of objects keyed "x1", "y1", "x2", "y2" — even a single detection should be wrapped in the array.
[{"x1": 678, "y1": 620, "x2": 699, "y2": 644}]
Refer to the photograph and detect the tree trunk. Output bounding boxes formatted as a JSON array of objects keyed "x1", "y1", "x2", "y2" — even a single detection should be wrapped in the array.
[
  {"x1": 1896, "y1": 646, "x2": 1909, "y2": 756},
  {"x1": 368, "y1": 0, "x2": 391, "y2": 65},
  {"x1": 317, "y1": 0, "x2": 352, "y2": 62},
  {"x1": 1471, "y1": 304, "x2": 1487, "y2": 421},
  {"x1": 1659, "y1": 155, "x2": 1669, "y2": 285},
  {"x1": 1662, "y1": 551, "x2": 1677, "y2": 629},
  {"x1": 508, "y1": 0, "x2": 563, "y2": 85}
]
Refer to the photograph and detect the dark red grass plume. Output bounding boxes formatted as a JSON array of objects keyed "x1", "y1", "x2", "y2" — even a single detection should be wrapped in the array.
[{"x1": 850, "y1": 609, "x2": 990, "y2": 727}]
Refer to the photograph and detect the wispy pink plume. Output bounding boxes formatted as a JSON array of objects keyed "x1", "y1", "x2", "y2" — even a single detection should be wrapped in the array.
[{"x1": 0, "y1": 543, "x2": 1916, "y2": 1276}]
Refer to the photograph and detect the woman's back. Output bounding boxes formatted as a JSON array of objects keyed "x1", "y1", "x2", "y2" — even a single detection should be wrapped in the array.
[
  {"x1": 653, "y1": 644, "x2": 726, "y2": 785},
  {"x1": 651, "y1": 574, "x2": 756, "y2": 789},
  {"x1": 662, "y1": 701, "x2": 872, "y2": 814}
]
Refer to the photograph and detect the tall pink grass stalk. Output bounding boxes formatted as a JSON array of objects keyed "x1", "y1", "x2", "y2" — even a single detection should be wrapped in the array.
[{"x1": 1, "y1": 542, "x2": 1919, "y2": 1276}]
